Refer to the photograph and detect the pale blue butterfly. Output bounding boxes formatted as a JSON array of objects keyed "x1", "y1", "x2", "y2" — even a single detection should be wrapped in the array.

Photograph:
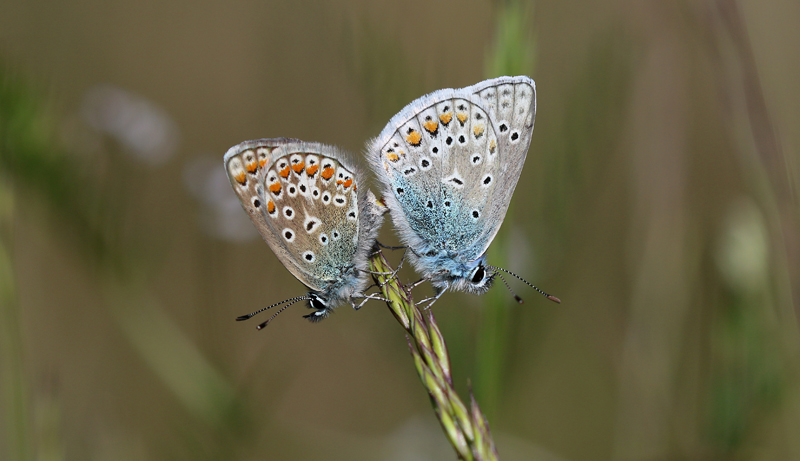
[
  {"x1": 370, "y1": 76, "x2": 559, "y2": 304},
  {"x1": 224, "y1": 138, "x2": 386, "y2": 328}
]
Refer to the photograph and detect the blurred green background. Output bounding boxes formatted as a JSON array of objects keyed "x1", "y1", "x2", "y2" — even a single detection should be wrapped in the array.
[{"x1": 2, "y1": 0, "x2": 800, "y2": 460}]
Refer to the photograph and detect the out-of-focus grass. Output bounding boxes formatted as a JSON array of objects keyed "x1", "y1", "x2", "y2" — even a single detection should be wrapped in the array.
[
  {"x1": 0, "y1": 66, "x2": 124, "y2": 272},
  {"x1": 702, "y1": 1, "x2": 800, "y2": 454},
  {"x1": 711, "y1": 199, "x2": 782, "y2": 450},
  {"x1": 343, "y1": 22, "x2": 427, "y2": 136},
  {"x1": 0, "y1": 186, "x2": 31, "y2": 461},
  {"x1": 1, "y1": 65, "x2": 54, "y2": 461},
  {"x1": 0, "y1": 63, "x2": 252, "y2": 461}
]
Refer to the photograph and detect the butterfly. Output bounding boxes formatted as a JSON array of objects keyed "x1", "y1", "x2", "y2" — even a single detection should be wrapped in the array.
[
  {"x1": 369, "y1": 76, "x2": 559, "y2": 304},
  {"x1": 224, "y1": 138, "x2": 386, "y2": 328}
]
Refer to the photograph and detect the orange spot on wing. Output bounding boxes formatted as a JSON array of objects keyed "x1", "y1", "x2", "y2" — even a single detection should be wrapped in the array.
[
  {"x1": 321, "y1": 167, "x2": 335, "y2": 180},
  {"x1": 406, "y1": 130, "x2": 422, "y2": 146},
  {"x1": 343, "y1": 178, "x2": 353, "y2": 188},
  {"x1": 457, "y1": 113, "x2": 468, "y2": 124},
  {"x1": 234, "y1": 172, "x2": 246, "y2": 185},
  {"x1": 473, "y1": 124, "x2": 484, "y2": 137},
  {"x1": 279, "y1": 166, "x2": 290, "y2": 178},
  {"x1": 439, "y1": 112, "x2": 452, "y2": 125},
  {"x1": 423, "y1": 120, "x2": 438, "y2": 133},
  {"x1": 306, "y1": 164, "x2": 319, "y2": 176},
  {"x1": 267, "y1": 200, "x2": 275, "y2": 214},
  {"x1": 259, "y1": 158, "x2": 268, "y2": 168},
  {"x1": 269, "y1": 182, "x2": 282, "y2": 193},
  {"x1": 489, "y1": 139, "x2": 497, "y2": 153},
  {"x1": 336, "y1": 180, "x2": 343, "y2": 185},
  {"x1": 386, "y1": 152, "x2": 399, "y2": 162},
  {"x1": 245, "y1": 161, "x2": 258, "y2": 173},
  {"x1": 292, "y1": 161, "x2": 305, "y2": 173}
]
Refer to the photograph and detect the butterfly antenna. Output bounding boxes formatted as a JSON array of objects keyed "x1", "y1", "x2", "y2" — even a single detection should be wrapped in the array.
[
  {"x1": 236, "y1": 296, "x2": 309, "y2": 321},
  {"x1": 256, "y1": 298, "x2": 306, "y2": 330},
  {"x1": 494, "y1": 272, "x2": 524, "y2": 304},
  {"x1": 487, "y1": 265, "x2": 561, "y2": 304}
]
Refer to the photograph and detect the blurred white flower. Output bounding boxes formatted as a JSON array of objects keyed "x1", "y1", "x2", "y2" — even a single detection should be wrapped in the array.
[
  {"x1": 81, "y1": 84, "x2": 179, "y2": 165},
  {"x1": 716, "y1": 197, "x2": 769, "y2": 294},
  {"x1": 183, "y1": 155, "x2": 257, "y2": 242}
]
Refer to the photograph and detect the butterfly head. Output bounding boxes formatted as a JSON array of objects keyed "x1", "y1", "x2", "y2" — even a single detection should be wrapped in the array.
[
  {"x1": 421, "y1": 252, "x2": 495, "y2": 295},
  {"x1": 303, "y1": 292, "x2": 332, "y2": 322},
  {"x1": 458, "y1": 260, "x2": 496, "y2": 295}
]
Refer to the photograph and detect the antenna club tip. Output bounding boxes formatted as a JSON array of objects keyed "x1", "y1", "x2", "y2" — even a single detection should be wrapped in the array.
[
  {"x1": 547, "y1": 295, "x2": 561, "y2": 304},
  {"x1": 514, "y1": 295, "x2": 524, "y2": 304},
  {"x1": 236, "y1": 315, "x2": 251, "y2": 321}
]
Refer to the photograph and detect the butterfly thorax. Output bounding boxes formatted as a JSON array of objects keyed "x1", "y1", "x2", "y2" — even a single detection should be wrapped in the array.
[{"x1": 302, "y1": 263, "x2": 367, "y2": 320}]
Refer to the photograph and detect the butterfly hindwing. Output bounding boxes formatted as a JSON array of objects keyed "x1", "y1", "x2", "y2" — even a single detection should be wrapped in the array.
[
  {"x1": 263, "y1": 144, "x2": 361, "y2": 290},
  {"x1": 225, "y1": 139, "x2": 380, "y2": 306},
  {"x1": 372, "y1": 76, "x2": 535, "y2": 266}
]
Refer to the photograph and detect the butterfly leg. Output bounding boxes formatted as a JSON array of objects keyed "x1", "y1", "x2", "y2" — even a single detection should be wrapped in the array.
[
  {"x1": 405, "y1": 278, "x2": 427, "y2": 291},
  {"x1": 351, "y1": 293, "x2": 392, "y2": 310},
  {"x1": 417, "y1": 286, "x2": 448, "y2": 310},
  {"x1": 376, "y1": 241, "x2": 407, "y2": 251},
  {"x1": 373, "y1": 248, "x2": 408, "y2": 288},
  {"x1": 361, "y1": 269, "x2": 394, "y2": 276}
]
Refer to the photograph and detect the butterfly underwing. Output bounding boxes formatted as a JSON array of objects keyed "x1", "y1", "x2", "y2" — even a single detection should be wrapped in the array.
[
  {"x1": 224, "y1": 138, "x2": 385, "y2": 325},
  {"x1": 370, "y1": 76, "x2": 557, "y2": 303}
]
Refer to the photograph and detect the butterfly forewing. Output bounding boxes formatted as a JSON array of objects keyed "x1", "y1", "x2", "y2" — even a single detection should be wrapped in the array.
[
  {"x1": 225, "y1": 139, "x2": 362, "y2": 293},
  {"x1": 468, "y1": 78, "x2": 535, "y2": 258},
  {"x1": 224, "y1": 138, "x2": 297, "y2": 242},
  {"x1": 372, "y1": 76, "x2": 535, "y2": 261}
]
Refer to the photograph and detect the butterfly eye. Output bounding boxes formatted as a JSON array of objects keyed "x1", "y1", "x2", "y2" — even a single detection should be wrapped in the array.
[
  {"x1": 471, "y1": 266, "x2": 486, "y2": 284},
  {"x1": 309, "y1": 296, "x2": 327, "y2": 311}
]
